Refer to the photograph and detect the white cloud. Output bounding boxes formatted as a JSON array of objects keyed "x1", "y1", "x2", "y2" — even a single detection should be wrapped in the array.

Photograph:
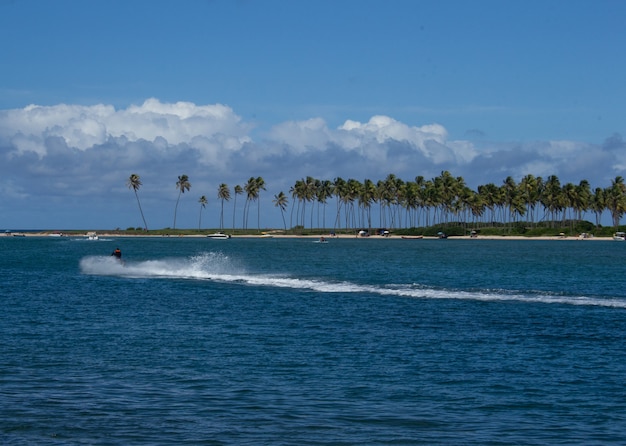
[
  {"x1": 0, "y1": 98, "x2": 623, "y2": 229},
  {"x1": 267, "y1": 115, "x2": 474, "y2": 165},
  {"x1": 0, "y1": 98, "x2": 251, "y2": 156}
]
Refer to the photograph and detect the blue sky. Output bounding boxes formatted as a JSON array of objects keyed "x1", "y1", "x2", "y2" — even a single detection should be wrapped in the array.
[{"x1": 1, "y1": 0, "x2": 625, "y2": 230}]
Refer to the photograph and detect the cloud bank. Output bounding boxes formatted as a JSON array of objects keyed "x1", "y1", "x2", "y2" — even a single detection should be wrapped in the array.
[{"x1": 0, "y1": 98, "x2": 624, "y2": 229}]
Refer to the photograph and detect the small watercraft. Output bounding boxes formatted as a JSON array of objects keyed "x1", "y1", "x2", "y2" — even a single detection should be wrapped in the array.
[
  {"x1": 613, "y1": 232, "x2": 625, "y2": 241},
  {"x1": 207, "y1": 232, "x2": 231, "y2": 239}
]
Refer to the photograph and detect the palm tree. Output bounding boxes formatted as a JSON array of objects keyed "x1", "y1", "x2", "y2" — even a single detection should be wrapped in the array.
[
  {"x1": 304, "y1": 176, "x2": 316, "y2": 229},
  {"x1": 574, "y1": 180, "x2": 591, "y2": 222},
  {"x1": 590, "y1": 187, "x2": 606, "y2": 228},
  {"x1": 317, "y1": 179, "x2": 333, "y2": 230},
  {"x1": 541, "y1": 175, "x2": 563, "y2": 227},
  {"x1": 243, "y1": 177, "x2": 257, "y2": 230},
  {"x1": 501, "y1": 176, "x2": 520, "y2": 229},
  {"x1": 289, "y1": 181, "x2": 302, "y2": 230},
  {"x1": 606, "y1": 176, "x2": 626, "y2": 228},
  {"x1": 273, "y1": 192, "x2": 289, "y2": 230},
  {"x1": 255, "y1": 177, "x2": 266, "y2": 231},
  {"x1": 217, "y1": 183, "x2": 230, "y2": 230},
  {"x1": 173, "y1": 174, "x2": 191, "y2": 229},
  {"x1": 126, "y1": 173, "x2": 148, "y2": 231},
  {"x1": 519, "y1": 174, "x2": 539, "y2": 226},
  {"x1": 198, "y1": 195, "x2": 208, "y2": 230},
  {"x1": 477, "y1": 183, "x2": 500, "y2": 225},
  {"x1": 232, "y1": 185, "x2": 243, "y2": 231},
  {"x1": 332, "y1": 177, "x2": 346, "y2": 230},
  {"x1": 360, "y1": 179, "x2": 376, "y2": 232}
]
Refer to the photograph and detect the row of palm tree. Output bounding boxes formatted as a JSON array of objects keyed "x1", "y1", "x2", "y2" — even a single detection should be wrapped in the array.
[
  {"x1": 127, "y1": 172, "x2": 626, "y2": 232},
  {"x1": 127, "y1": 174, "x2": 268, "y2": 231},
  {"x1": 285, "y1": 173, "x2": 626, "y2": 231}
]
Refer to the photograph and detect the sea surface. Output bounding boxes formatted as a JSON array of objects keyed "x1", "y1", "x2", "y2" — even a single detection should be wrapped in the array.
[{"x1": 2, "y1": 235, "x2": 626, "y2": 445}]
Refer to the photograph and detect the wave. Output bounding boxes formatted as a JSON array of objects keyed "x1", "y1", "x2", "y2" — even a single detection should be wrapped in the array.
[
  {"x1": 79, "y1": 252, "x2": 242, "y2": 280},
  {"x1": 79, "y1": 253, "x2": 626, "y2": 309}
]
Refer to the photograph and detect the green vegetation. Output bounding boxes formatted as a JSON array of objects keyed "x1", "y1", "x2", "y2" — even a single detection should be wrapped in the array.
[{"x1": 124, "y1": 171, "x2": 626, "y2": 236}]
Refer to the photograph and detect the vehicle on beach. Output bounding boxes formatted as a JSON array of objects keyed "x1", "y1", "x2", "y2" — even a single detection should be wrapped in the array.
[
  {"x1": 613, "y1": 232, "x2": 625, "y2": 241},
  {"x1": 206, "y1": 232, "x2": 231, "y2": 239}
]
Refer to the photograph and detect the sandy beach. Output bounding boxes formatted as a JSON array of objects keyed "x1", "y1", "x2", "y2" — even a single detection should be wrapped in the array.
[{"x1": 4, "y1": 231, "x2": 615, "y2": 241}]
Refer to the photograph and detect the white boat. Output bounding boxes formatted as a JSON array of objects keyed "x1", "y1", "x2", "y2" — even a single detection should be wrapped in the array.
[
  {"x1": 613, "y1": 232, "x2": 625, "y2": 241},
  {"x1": 86, "y1": 231, "x2": 99, "y2": 240},
  {"x1": 207, "y1": 232, "x2": 231, "y2": 239}
]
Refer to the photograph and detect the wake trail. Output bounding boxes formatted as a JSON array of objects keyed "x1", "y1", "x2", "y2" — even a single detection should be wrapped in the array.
[{"x1": 79, "y1": 253, "x2": 626, "y2": 309}]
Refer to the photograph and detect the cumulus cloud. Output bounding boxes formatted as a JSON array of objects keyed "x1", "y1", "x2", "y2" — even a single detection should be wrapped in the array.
[
  {"x1": 0, "y1": 98, "x2": 251, "y2": 156},
  {"x1": 267, "y1": 115, "x2": 474, "y2": 166},
  {"x1": 0, "y1": 98, "x2": 624, "y2": 229}
]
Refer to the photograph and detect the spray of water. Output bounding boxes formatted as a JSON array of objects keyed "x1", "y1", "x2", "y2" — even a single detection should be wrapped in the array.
[{"x1": 79, "y1": 253, "x2": 626, "y2": 309}]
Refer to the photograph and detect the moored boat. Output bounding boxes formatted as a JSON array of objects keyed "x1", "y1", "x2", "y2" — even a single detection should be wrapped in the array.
[
  {"x1": 613, "y1": 232, "x2": 625, "y2": 241},
  {"x1": 401, "y1": 235, "x2": 423, "y2": 240},
  {"x1": 207, "y1": 232, "x2": 231, "y2": 239}
]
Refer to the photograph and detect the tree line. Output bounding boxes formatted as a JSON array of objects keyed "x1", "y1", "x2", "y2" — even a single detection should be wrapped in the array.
[{"x1": 127, "y1": 172, "x2": 626, "y2": 232}]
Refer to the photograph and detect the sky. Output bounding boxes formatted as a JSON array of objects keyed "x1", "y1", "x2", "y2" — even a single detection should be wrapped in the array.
[{"x1": 1, "y1": 0, "x2": 625, "y2": 230}]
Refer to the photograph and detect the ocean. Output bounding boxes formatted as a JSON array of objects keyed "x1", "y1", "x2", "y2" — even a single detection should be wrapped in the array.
[{"x1": 2, "y1": 235, "x2": 626, "y2": 445}]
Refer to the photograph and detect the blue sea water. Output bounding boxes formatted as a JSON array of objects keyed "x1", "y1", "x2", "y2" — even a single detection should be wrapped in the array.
[{"x1": 2, "y1": 235, "x2": 626, "y2": 445}]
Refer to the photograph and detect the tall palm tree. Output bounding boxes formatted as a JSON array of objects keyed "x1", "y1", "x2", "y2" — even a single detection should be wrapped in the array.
[
  {"x1": 332, "y1": 177, "x2": 346, "y2": 230},
  {"x1": 519, "y1": 174, "x2": 539, "y2": 226},
  {"x1": 198, "y1": 195, "x2": 208, "y2": 230},
  {"x1": 304, "y1": 176, "x2": 316, "y2": 229},
  {"x1": 541, "y1": 175, "x2": 565, "y2": 227},
  {"x1": 590, "y1": 187, "x2": 606, "y2": 228},
  {"x1": 232, "y1": 185, "x2": 243, "y2": 231},
  {"x1": 289, "y1": 181, "x2": 302, "y2": 230},
  {"x1": 255, "y1": 177, "x2": 266, "y2": 231},
  {"x1": 273, "y1": 192, "x2": 289, "y2": 230},
  {"x1": 217, "y1": 183, "x2": 230, "y2": 230},
  {"x1": 477, "y1": 183, "x2": 499, "y2": 225},
  {"x1": 173, "y1": 174, "x2": 191, "y2": 229},
  {"x1": 501, "y1": 176, "x2": 519, "y2": 228},
  {"x1": 360, "y1": 179, "x2": 376, "y2": 231},
  {"x1": 606, "y1": 176, "x2": 626, "y2": 228},
  {"x1": 243, "y1": 177, "x2": 257, "y2": 230},
  {"x1": 574, "y1": 180, "x2": 591, "y2": 222},
  {"x1": 317, "y1": 179, "x2": 333, "y2": 230},
  {"x1": 126, "y1": 173, "x2": 148, "y2": 231}
]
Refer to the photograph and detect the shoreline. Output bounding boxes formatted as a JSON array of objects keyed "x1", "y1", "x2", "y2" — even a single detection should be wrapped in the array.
[{"x1": 3, "y1": 231, "x2": 617, "y2": 241}]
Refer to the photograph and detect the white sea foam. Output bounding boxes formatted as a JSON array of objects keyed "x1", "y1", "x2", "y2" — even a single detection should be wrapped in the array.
[
  {"x1": 79, "y1": 254, "x2": 626, "y2": 309},
  {"x1": 79, "y1": 252, "x2": 240, "y2": 279}
]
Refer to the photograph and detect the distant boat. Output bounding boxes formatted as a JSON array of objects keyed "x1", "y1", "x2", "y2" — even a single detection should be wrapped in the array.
[
  {"x1": 401, "y1": 235, "x2": 423, "y2": 240},
  {"x1": 207, "y1": 232, "x2": 231, "y2": 239},
  {"x1": 86, "y1": 232, "x2": 99, "y2": 241},
  {"x1": 613, "y1": 232, "x2": 625, "y2": 241}
]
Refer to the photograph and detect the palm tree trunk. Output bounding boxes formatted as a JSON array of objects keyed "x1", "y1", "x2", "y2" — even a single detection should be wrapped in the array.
[
  {"x1": 134, "y1": 190, "x2": 148, "y2": 230},
  {"x1": 173, "y1": 191, "x2": 181, "y2": 229}
]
